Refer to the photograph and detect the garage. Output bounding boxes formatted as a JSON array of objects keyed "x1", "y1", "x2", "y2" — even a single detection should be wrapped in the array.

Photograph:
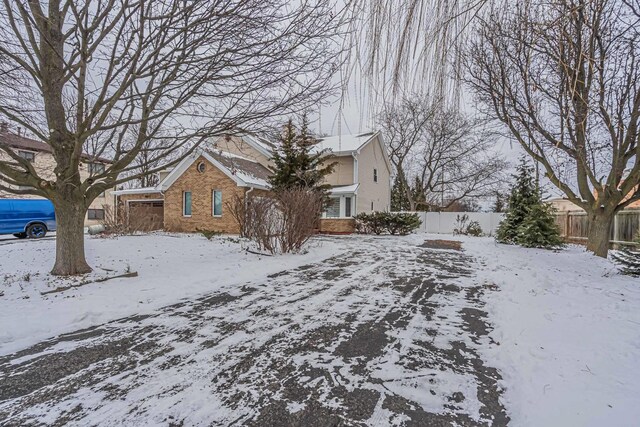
[{"x1": 128, "y1": 200, "x2": 164, "y2": 231}]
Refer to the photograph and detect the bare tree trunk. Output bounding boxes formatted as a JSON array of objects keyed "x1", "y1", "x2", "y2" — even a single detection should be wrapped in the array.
[
  {"x1": 586, "y1": 210, "x2": 614, "y2": 258},
  {"x1": 51, "y1": 201, "x2": 91, "y2": 276}
]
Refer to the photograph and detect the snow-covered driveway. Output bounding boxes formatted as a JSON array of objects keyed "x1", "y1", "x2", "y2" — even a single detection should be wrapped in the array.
[{"x1": 0, "y1": 236, "x2": 508, "y2": 426}]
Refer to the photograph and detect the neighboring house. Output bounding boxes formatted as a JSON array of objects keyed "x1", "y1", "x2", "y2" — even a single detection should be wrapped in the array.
[
  {"x1": 0, "y1": 122, "x2": 114, "y2": 226},
  {"x1": 113, "y1": 131, "x2": 392, "y2": 234}
]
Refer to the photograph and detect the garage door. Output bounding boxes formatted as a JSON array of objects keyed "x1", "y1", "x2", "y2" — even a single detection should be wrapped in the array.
[{"x1": 128, "y1": 201, "x2": 164, "y2": 231}]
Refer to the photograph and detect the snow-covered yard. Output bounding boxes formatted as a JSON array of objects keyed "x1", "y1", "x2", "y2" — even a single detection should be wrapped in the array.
[{"x1": 0, "y1": 233, "x2": 638, "y2": 426}]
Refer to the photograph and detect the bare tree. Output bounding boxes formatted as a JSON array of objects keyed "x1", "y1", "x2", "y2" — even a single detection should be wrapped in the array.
[
  {"x1": 463, "y1": 0, "x2": 640, "y2": 257},
  {"x1": 380, "y1": 96, "x2": 506, "y2": 211},
  {"x1": 0, "y1": 0, "x2": 348, "y2": 275}
]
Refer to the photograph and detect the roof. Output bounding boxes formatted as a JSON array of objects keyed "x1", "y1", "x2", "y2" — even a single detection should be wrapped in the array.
[
  {"x1": 316, "y1": 132, "x2": 377, "y2": 155},
  {"x1": 111, "y1": 187, "x2": 163, "y2": 196},
  {"x1": 158, "y1": 149, "x2": 272, "y2": 191},
  {"x1": 240, "y1": 134, "x2": 277, "y2": 158},
  {"x1": 330, "y1": 183, "x2": 360, "y2": 195},
  {"x1": 206, "y1": 150, "x2": 271, "y2": 189},
  {"x1": 0, "y1": 128, "x2": 111, "y2": 163}
]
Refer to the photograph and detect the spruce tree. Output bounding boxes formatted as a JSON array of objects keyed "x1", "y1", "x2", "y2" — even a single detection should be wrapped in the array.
[
  {"x1": 516, "y1": 203, "x2": 564, "y2": 248},
  {"x1": 496, "y1": 157, "x2": 539, "y2": 243},
  {"x1": 497, "y1": 157, "x2": 563, "y2": 248},
  {"x1": 269, "y1": 115, "x2": 335, "y2": 192},
  {"x1": 391, "y1": 171, "x2": 411, "y2": 211},
  {"x1": 611, "y1": 234, "x2": 640, "y2": 276},
  {"x1": 411, "y1": 176, "x2": 428, "y2": 211}
]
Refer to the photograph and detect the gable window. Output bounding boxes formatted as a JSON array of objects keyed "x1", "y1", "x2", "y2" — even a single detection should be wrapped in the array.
[
  {"x1": 88, "y1": 208, "x2": 105, "y2": 220},
  {"x1": 88, "y1": 162, "x2": 105, "y2": 175},
  {"x1": 373, "y1": 168, "x2": 378, "y2": 183},
  {"x1": 183, "y1": 191, "x2": 192, "y2": 217},
  {"x1": 212, "y1": 190, "x2": 222, "y2": 216},
  {"x1": 371, "y1": 201, "x2": 374, "y2": 211},
  {"x1": 18, "y1": 150, "x2": 35, "y2": 162}
]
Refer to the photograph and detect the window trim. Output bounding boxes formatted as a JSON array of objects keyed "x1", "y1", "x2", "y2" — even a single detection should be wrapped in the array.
[
  {"x1": 183, "y1": 191, "x2": 192, "y2": 217},
  {"x1": 212, "y1": 189, "x2": 222, "y2": 217},
  {"x1": 87, "y1": 208, "x2": 105, "y2": 220},
  {"x1": 18, "y1": 150, "x2": 35, "y2": 162},
  {"x1": 88, "y1": 162, "x2": 105, "y2": 175}
]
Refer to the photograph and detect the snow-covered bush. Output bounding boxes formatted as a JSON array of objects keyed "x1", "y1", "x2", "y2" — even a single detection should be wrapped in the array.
[{"x1": 453, "y1": 214, "x2": 484, "y2": 236}]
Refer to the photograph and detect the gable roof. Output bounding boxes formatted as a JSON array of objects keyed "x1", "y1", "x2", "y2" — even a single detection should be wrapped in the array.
[
  {"x1": 316, "y1": 131, "x2": 392, "y2": 173},
  {"x1": 0, "y1": 128, "x2": 111, "y2": 163},
  {"x1": 316, "y1": 132, "x2": 378, "y2": 155},
  {"x1": 158, "y1": 149, "x2": 271, "y2": 191}
]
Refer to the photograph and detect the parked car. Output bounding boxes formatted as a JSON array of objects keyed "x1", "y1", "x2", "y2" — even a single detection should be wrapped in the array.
[{"x1": 0, "y1": 199, "x2": 56, "y2": 238}]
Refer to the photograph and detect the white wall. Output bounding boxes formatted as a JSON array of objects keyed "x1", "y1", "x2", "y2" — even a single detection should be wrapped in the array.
[{"x1": 401, "y1": 212, "x2": 505, "y2": 235}]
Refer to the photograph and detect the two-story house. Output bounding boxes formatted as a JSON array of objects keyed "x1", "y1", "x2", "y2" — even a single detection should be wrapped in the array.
[
  {"x1": 0, "y1": 122, "x2": 115, "y2": 226},
  {"x1": 112, "y1": 131, "x2": 392, "y2": 234}
]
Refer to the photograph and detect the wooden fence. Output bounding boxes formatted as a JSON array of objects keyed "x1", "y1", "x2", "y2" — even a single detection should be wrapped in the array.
[{"x1": 554, "y1": 210, "x2": 640, "y2": 245}]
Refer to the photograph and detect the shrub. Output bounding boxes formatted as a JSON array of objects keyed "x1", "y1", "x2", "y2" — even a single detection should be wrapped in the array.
[
  {"x1": 453, "y1": 214, "x2": 484, "y2": 236},
  {"x1": 466, "y1": 220, "x2": 484, "y2": 237},
  {"x1": 227, "y1": 188, "x2": 323, "y2": 254},
  {"x1": 355, "y1": 212, "x2": 421, "y2": 235},
  {"x1": 197, "y1": 229, "x2": 222, "y2": 240}
]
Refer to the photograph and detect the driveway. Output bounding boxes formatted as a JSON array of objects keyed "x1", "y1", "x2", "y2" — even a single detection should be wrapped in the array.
[{"x1": 0, "y1": 236, "x2": 509, "y2": 426}]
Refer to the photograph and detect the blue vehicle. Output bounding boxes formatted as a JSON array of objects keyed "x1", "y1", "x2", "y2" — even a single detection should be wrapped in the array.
[{"x1": 0, "y1": 199, "x2": 56, "y2": 239}]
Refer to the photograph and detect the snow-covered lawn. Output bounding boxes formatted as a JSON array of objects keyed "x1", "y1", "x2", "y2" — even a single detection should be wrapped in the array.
[
  {"x1": 461, "y1": 238, "x2": 640, "y2": 426},
  {"x1": 0, "y1": 232, "x2": 638, "y2": 426},
  {"x1": 0, "y1": 233, "x2": 339, "y2": 356}
]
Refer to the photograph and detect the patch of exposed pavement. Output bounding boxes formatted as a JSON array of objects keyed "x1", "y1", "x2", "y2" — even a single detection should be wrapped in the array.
[{"x1": 0, "y1": 236, "x2": 509, "y2": 426}]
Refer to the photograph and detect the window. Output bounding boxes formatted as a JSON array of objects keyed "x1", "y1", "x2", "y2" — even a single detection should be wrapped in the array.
[
  {"x1": 88, "y1": 162, "x2": 105, "y2": 175},
  {"x1": 88, "y1": 209, "x2": 105, "y2": 220},
  {"x1": 212, "y1": 190, "x2": 222, "y2": 216},
  {"x1": 325, "y1": 197, "x2": 340, "y2": 218},
  {"x1": 345, "y1": 197, "x2": 352, "y2": 217},
  {"x1": 183, "y1": 191, "x2": 192, "y2": 216},
  {"x1": 373, "y1": 168, "x2": 378, "y2": 183},
  {"x1": 371, "y1": 201, "x2": 374, "y2": 211},
  {"x1": 197, "y1": 162, "x2": 206, "y2": 173},
  {"x1": 18, "y1": 150, "x2": 35, "y2": 162}
]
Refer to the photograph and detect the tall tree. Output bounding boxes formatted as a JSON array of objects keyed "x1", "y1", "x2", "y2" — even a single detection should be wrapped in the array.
[
  {"x1": 0, "y1": 0, "x2": 347, "y2": 274},
  {"x1": 379, "y1": 95, "x2": 506, "y2": 211},
  {"x1": 269, "y1": 116, "x2": 335, "y2": 192},
  {"x1": 391, "y1": 171, "x2": 411, "y2": 211},
  {"x1": 464, "y1": 0, "x2": 640, "y2": 257}
]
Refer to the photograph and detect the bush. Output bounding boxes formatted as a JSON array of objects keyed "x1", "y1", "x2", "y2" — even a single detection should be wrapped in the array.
[
  {"x1": 197, "y1": 229, "x2": 222, "y2": 240},
  {"x1": 355, "y1": 212, "x2": 421, "y2": 235},
  {"x1": 227, "y1": 188, "x2": 323, "y2": 254},
  {"x1": 453, "y1": 214, "x2": 484, "y2": 236}
]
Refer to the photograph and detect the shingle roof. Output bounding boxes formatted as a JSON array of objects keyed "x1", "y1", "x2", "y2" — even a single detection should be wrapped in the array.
[
  {"x1": 0, "y1": 129, "x2": 111, "y2": 163},
  {"x1": 206, "y1": 150, "x2": 272, "y2": 189}
]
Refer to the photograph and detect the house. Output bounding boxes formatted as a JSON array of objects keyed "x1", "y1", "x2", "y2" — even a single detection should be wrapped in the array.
[
  {"x1": 0, "y1": 122, "x2": 114, "y2": 226},
  {"x1": 113, "y1": 131, "x2": 392, "y2": 234}
]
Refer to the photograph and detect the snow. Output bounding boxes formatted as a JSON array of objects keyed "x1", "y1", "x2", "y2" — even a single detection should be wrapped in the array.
[
  {"x1": 0, "y1": 233, "x2": 339, "y2": 356},
  {"x1": 460, "y1": 237, "x2": 640, "y2": 426},
  {"x1": 1, "y1": 232, "x2": 639, "y2": 426},
  {"x1": 316, "y1": 132, "x2": 376, "y2": 154}
]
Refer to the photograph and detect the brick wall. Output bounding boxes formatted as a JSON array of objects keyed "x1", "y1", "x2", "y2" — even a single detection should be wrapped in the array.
[
  {"x1": 318, "y1": 218, "x2": 356, "y2": 234},
  {"x1": 164, "y1": 156, "x2": 246, "y2": 234}
]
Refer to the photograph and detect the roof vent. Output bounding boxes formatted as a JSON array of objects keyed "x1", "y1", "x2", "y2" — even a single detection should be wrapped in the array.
[{"x1": 0, "y1": 121, "x2": 7, "y2": 132}]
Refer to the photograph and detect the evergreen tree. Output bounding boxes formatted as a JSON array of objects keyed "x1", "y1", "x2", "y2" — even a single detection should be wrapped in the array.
[
  {"x1": 497, "y1": 157, "x2": 563, "y2": 248},
  {"x1": 496, "y1": 157, "x2": 539, "y2": 243},
  {"x1": 611, "y1": 233, "x2": 640, "y2": 276},
  {"x1": 269, "y1": 115, "x2": 335, "y2": 192},
  {"x1": 391, "y1": 171, "x2": 411, "y2": 211},
  {"x1": 411, "y1": 176, "x2": 429, "y2": 211},
  {"x1": 516, "y1": 203, "x2": 564, "y2": 248}
]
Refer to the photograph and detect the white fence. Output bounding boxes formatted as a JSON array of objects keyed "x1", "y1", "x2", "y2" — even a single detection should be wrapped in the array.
[{"x1": 399, "y1": 211, "x2": 505, "y2": 235}]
